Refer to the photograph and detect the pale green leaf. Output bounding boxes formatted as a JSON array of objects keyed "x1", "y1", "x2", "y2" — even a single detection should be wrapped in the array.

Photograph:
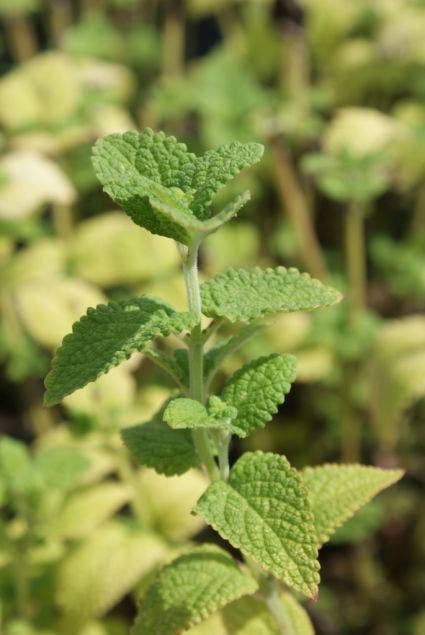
[
  {"x1": 121, "y1": 416, "x2": 199, "y2": 476},
  {"x1": 34, "y1": 446, "x2": 89, "y2": 491},
  {"x1": 190, "y1": 142, "x2": 263, "y2": 219},
  {"x1": 201, "y1": 267, "x2": 342, "y2": 322},
  {"x1": 131, "y1": 545, "x2": 258, "y2": 635},
  {"x1": 163, "y1": 397, "x2": 239, "y2": 432},
  {"x1": 302, "y1": 464, "x2": 404, "y2": 546},
  {"x1": 44, "y1": 297, "x2": 196, "y2": 405},
  {"x1": 195, "y1": 452, "x2": 320, "y2": 598},
  {"x1": 220, "y1": 354, "x2": 297, "y2": 437},
  {"x1": 50, "y1": 483, "x2": 131, "y2": 540},
  {"x1": 57, "y1": 521, "x2": 167, "y2": 626}
]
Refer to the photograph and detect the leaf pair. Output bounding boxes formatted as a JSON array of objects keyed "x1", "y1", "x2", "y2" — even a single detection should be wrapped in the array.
[{"x1": 92, "y1": 129, "x2": 264, "y2": 244}]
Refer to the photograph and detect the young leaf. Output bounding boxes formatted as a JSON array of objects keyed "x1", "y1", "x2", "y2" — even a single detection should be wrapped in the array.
[
  {"x1": 220, "y1": 354, "x2": 297, "y2": 437},
  {"x1": 163, "y1": 397, "x2": 239, "y2": 433},
  {"x1": 92, "y1": 129, "x2": 198, "y2": 243},
  {"x1": 131, "y1": 545, "x2": 258, "y2": 635},
  {"x1": 44, "y1": 297, "x2": 196, "y2": 405},
  {"x1": 121, "y1": 418, "x2": 199, "y2": 476},
  {"x1": 190, "y1": 142, "x2": 264, "y2": 219},
  {"x1": 302, "y1": 464, "x2": 404, "y2": 546},
  {"x1": 201, "y1": 267, "x2": 342, "y2": 322},
  {"x1": 195, "y1": 452, "x2": 320, "y2": 599}
]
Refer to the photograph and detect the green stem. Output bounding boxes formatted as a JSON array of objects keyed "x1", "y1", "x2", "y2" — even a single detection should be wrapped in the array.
[
  {"x1": 345, "y1": 200, "x2": 367, "y2": 327},
  {"x1": 216, "y1": 432, "x2": 230, "y2": 481},
  {"x1": 182, "y1": 238, "x2": 220, "y2": 482},
  {"x1": 162, "y1": 0, "x2": 185, "y2": 77},
  {"x1": 263, "y1": 581, "x2": 295, "y2": 635}
]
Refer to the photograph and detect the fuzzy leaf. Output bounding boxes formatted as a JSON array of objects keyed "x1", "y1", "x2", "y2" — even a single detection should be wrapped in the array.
[
  {"x1": 220, "y1": 354, "x2": 297, "y2": 437},
  {"x1": 44, "y1": 297, "x2": 196, "y2": 405},
  {"x1": 195, "y1": 452, "x2": 320, "y2": 598},
  {"x1": 131, "y1": 545, "x2": 258, "y2": 635},
  {"x1": 201, "y1": 267, "x2": 342, "y2": 322},
  {"x1": 302, "y1": 464, "x2": 404, "y2": 546},
  {"x1": 190, "y1": 142, "x2": 263, "y2": 219},
  {"x1": 57, "y1": 521, "x2": 167, "y2": 626},
  {"x1": 122, "y1": 418, "x2": 199, "y2": 476},
  {"x1": 92, "y1": 129, "x2": 198, "y2": 243},
  {"x1": 163, "y1": 397, "x2": 239, "y2": 433}
]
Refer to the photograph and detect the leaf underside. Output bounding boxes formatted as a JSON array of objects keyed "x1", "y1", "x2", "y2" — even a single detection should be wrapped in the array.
[
  {"x1": 302, "y1": 464, "x2": 404, "y2": 546},
  {"x1": 195, "y1": 452, "x2": 320, "y2": 599},
  {"x1": 201, "y1": 266, "x2": 342, "y2": 322},
  {"x1": 131, "y1": 545, "x2": 258, "y2": 635},
  {"x1": 221, "y1": 354, "x2": 297, "y2": 437},
  {"x1": 44, "y1": 296, "x2": 196, "y2": 405}
]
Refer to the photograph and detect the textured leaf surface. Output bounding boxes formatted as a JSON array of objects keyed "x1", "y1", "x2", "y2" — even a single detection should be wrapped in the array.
[
  {"x1": 201, "y1": 267, "x2": 342, "y2": 322},
  {"x1": 57, "y1": 521, "x2": 167, "y2": 626},
  {"x1": 163, "y1": 397, "x2": 239, "y2": 433},
  {"x1": 122, "y1": 418, "x2": 199, "y2": 476},
  {"x1": 131, "y1": 545, "x2": 258, "y2": 635},
  {"x1": 220, "y1": 354, "x2": 297, "y2": 437},
  {"x1": 195, "y1": 452, "x2": 320, "y2": 598},
  {"x1": 44, "y1": 296, "x2": 196, "y2": 405},
  {"x1": 92, "y1": 130, "x2": 262, "y2": 243},
  {"x1": 190, "y1": 142, "x2": 263, "y2": 219},
  {"x1": 302, "y1": 464, "x2": 404, "y2": 546}
]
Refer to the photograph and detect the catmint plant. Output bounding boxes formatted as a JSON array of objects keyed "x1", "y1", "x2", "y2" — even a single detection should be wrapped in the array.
[{"x1": 44, "y1": 129, "x2": 402, "y2": 634}]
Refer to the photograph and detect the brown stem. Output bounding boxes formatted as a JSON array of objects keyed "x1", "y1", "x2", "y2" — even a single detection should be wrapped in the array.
[
  {"x1": 345, "y1": 200, "x2": 367, "y2": 327},
  {"x1": 271, "y1": 137, "x2": 328, "y2": 280},
  {"x1": 48, "y1": 0, "x2": 73, "y2": 46},
  {"x1": 162, "y1": 0, "x2": 185, "y2": 77},
  {"x1": 3, "y1": 16, "x2": 38, "y2": 62}
]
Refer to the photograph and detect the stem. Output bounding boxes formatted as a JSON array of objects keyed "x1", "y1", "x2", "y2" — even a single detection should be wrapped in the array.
[
  {"x1": 162, "y1": 0, "x2": 185, "y2": 77},
  {"x1": 217, "y1": 433, "x2": 230, "y2": 481},
  {"x1": 49, "y1": 0, "x2": 73, "y2": 46},
  {"x1": 345, "y1": 200, "x2": 367, "y2": 327},
  {"x1": 263, "y1": 581, "x2": 295, "y2": 635},
  {"x1": 3, "y1": 15, "x2": 38, "y2": 62},
  {"x1": 271, "y1": 138, "x2": 328, "y2": 281},
  {"x1": 182, "y1": 239, "x2": 220, "y2": 482}
]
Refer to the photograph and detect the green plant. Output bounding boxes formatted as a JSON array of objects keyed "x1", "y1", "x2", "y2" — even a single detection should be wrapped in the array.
[{"x1": 44, "y1": 129, "x2": 403, "y2": 634}]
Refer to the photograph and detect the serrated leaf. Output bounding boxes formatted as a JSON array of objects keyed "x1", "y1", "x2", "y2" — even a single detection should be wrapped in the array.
[
  {"x1": 220, "y1": 354, "x2": 297, "y2": 437},
  {"x1": 201, "y1": 267, "x2": 342, "y2": 322},
  {"x1": 44, "y1": 296, "x2": 196, "y2": 405},
  {"x1": 122, "y1": 417, "x2": 199, "y2": 476},
  {"x1": 50, "y1": 482, "x2": 130, "y2": 540},
  {"x1": 190, "y1": 142, "x2": 263, "y2": 219},
  {"x1": 57, "y1": 521, "x2": 167, "y2": 626},
  {"x1": 92, "y1": 129, "x2": 198, "y2": 243},
  {"x1": 163, "y1": 397, "x2": 239, "y2": 433},
  {"x1": 302, "y1": 464, "x2": 404, "y2": 546},
  {"x1": 195, "y1": 452, "x2": 320, "y2": 598},
  {"x1": 131, "y1": 545, "x2": 258, "y2": 635}
]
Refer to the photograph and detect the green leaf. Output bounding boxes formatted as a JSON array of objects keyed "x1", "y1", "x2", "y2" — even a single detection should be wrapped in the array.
[
  {"x1": 131, "y1": 545, "x2": 258, "y2": 635},
  {"x1": 121, "y1": 417, "x2": 199, "y2": 476},
  {"x1": 201, "y1": 267, "x2": 342, "y2": 322},
  {"x1": 92, "y1": 130, "x2": 198, "y2": 243},
  {"x1": 190, "y1": 142, "x2": 263, "y2": 219},
  {"x1": 302, "y1": 464, "x2": 404, "y2": 546},
  {"x1": 44, "y1": 297, "x2": 196, "y2": 405},
  {"x1": 57, "y1": 521, "x2": 167, "y2": 626},
  {"x1": 0, "y1": 437, "x2": 33, "y2": 494},
  {"x1": 163, "y1": 397, "x2": 239, "y2": 433},
  {"x1": 220, "y1": 354, "x2": 297, "y2": 437},
  {"x1": 195, "y1": 452, "x2": 320, "y2": 598},
  {"x1": 34, "y1": 446, "x2": 89, "y2": 491}
]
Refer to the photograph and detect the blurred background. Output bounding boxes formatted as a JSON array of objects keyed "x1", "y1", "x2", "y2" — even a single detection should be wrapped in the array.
[{"x1": 0, "y1": 1, "x2": 424, "y2": 634}]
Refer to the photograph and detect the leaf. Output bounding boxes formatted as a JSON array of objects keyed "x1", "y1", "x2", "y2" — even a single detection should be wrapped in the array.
[
  {"x1": 92, "y1": 130, "x2": 198, "y2": 243},
  {"x1": 195, "y1": 452, "x2": 320, "y2": 598},
  {"x1": 121, "y1": 417, "x2": 199, "y2": 476},
  {"x1": 57, "y1": 520, "x2": 167, "y2": 626},
  {"x1": 0, "y1": 437, "x2": 33, "y2": 494},
  {"x1": 131, "y1": 545, "x2": 258, "y2": 635},
  {"x1": 163, "y1": 397, "x2": 239, "y2": 433},
  {"x1": 50, "y1": 482, "x2": 131, "y2": 540},
  {"x1": 301, "y1": 464, "x2": 404, "y2": 546},
  {"x1": 44, "y1": 296, "x2": 196, "y2": 405},
  {"x1": 190, "y1": 142, "x2": 263, "y2": 219},
  {"x1": 220, "y1": 354, "x2": 297, "y2": 437},
  {"x1": 201, "y1": 267, "x2": 342, "y2": 322},
  {"x1": 34, "y1": 446, "x2": 89, "y2": 491}
]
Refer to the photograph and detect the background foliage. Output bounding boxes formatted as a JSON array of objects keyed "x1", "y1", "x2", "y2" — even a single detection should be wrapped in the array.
[{"x1": 0, "y1": 1, "x2": 424, "y2": 633}]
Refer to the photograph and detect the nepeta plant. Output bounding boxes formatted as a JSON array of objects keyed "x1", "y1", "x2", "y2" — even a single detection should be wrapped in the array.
[{"x1": 44, "y1": 129, "x2": 402, "y2": 634}]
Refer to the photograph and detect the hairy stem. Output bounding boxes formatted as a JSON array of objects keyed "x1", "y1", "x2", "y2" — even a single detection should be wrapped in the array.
[
  {"x1": 263, "y1": 581, "x2": 295, "y2": 635},
  {"x1": 182, "y1": 239, "x2": 220, "y2": 482}
]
